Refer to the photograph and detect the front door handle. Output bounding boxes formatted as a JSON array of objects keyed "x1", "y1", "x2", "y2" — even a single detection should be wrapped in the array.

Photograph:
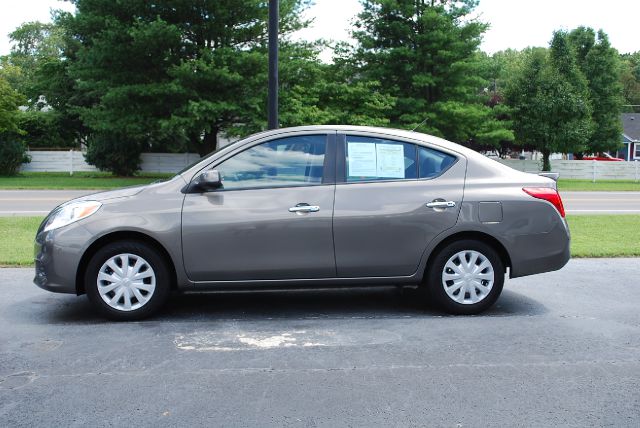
[
  {"x1": 426, "y1": 200, "x2": 456, "y2": 209},
  {"x1": 289, "y1": 203, "x2": 320, "y2": 213}
]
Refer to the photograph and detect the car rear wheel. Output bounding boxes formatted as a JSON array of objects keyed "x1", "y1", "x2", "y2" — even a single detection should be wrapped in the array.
[
  {"x1": 85, "y1": 240, "x2": 171, "y2": 321},
  {"x1": 426, "y1": 239, "x2": 504, "y2": 315}
]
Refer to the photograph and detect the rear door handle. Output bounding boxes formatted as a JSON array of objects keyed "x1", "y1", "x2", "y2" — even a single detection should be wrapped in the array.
[
  {"x1": 426, "y1": 200, "x2": 456, "y2": 209},
  {"x1": 289, "y1": 203, "x2": 320, "y2": 213}
]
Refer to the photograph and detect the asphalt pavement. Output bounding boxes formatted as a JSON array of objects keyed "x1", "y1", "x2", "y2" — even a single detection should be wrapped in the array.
[
  {"x1": 1, "y1": 258, "x2": 639, "y2": 426},
  {"x1": 1, "y1": 189, "x2": 640, "y2": 216},
  {"x1": 0, "y1": 190, "x2": 93, "y2": 216},
  {"x1": 563, "y1": 191, "x2": 640, "y2": 214}
]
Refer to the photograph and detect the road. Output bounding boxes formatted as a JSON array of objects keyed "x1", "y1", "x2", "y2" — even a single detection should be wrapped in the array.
[
  {"x1": 560, "y1": 191, "x2": 640, "y2": 214},
  {"x1": 1, "y1": 189, "x2": 640, "y2": 216},
  {"x1": 1, "y1": 259, "x2": 639, "y2": 426}
]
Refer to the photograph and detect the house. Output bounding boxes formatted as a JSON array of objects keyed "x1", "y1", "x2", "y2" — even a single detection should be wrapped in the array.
[{"x1": 619, "y1": 113, "x2": 640, "y2": 161}]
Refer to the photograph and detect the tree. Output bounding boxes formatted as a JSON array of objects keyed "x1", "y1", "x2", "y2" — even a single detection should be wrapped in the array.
[
  {"x1": 567, "y1": 26, "x2": 595, "y2": 71},
  {"x1": 351, "y1": 0, "x2": 513, "y2": 147},
  {"x1": 506, "y1": 33, "x2": 593, "y2": 171},
  {"x1": 0, "y1": 77, "x2": 28, "y2": 176},
  {"x1": 17, "y1": 110, "x2": 76, "y2": 149},
  {"x1": 62, "y1": 0, "x2": 312, "y2": 176},
  {"x1": 0, "y1": 77, "x2": 25, "y2": 134},
  {"x1": 568, "y1": 28, "x2": 623, "y2": 154},
  {"x1": 2, "y1": 21, "x2": 65, "y2": 98},
  {"x1": 273, "y1": 41, "x2": 396, "y2": 129},
  {"x1": 620, "y1": 52, "x2": 640, "y2": 111}
]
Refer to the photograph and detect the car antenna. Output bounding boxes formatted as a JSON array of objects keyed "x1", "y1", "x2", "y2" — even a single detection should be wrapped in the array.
[{"x1": 411, "y1": 118, "x2": 428, "y2": 132}]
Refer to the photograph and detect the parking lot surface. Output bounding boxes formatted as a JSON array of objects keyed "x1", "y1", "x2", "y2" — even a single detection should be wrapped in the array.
[{"x1": 1, "y1": 259, "x2": 639, "y2": 427}]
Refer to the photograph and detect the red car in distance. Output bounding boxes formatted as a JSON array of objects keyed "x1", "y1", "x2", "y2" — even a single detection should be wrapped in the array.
[{"x1": 581, "y1": 153, "x2": 624, "y2": 161}]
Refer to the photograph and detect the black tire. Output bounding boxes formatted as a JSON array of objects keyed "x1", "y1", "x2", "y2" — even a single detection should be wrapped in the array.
[
  {"x1": 85, "y1": 240, "x2": 171, "y2": 321},
  {"x1": 426, "y1": 239, "x2": 504, "y2": 315}
]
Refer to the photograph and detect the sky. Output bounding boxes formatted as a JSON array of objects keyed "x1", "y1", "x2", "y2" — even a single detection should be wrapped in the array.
[{"x1": 1, "y1": 0, "x2": 638, "y2": 58}]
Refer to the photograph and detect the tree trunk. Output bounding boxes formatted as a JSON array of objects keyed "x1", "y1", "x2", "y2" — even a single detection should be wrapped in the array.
[
  {"x1": 542, "y1": 148, "x2": 551, "y2": 172},
  {"x1": 200, "y1": 128, "x2": 218, "y2": 157}
]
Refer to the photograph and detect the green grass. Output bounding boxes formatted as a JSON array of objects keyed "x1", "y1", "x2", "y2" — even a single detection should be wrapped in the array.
[
  {"x1": 1, "y1": 215, "x2": 638, "y2": 267},
  {"x1": 0, "y1": 172, "x2": 173, "y2": 190},
  {"x1": 558, "y1": 179, "x2": 640, "y2": 192},
  {"x1": 0, "y1": 217, "x2": 44, "y2": 267},
  {"x1": 567, "y1": 215, "x2": 640, "y2": 258}
]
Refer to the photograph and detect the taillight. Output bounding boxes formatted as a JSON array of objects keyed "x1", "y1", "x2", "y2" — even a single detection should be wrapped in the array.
[{"x1": 522, "y1": 187, "x2": 565, "y2": 218}]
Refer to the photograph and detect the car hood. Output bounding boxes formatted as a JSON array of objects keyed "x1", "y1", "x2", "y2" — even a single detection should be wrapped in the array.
[
  {"x1": 63, "y1": 176, "x2": 186, "y2": 206},
  {"x1": 74, "y1": 184, "x2": 148, "y2": 203}
]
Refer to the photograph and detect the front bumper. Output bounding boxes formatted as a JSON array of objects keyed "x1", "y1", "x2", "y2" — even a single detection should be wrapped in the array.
[{"x1": 34, "y1": 223, "x2": 92, "y2": 294}]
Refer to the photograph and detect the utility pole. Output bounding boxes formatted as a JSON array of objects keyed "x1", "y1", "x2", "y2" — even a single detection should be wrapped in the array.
[{"x1": 267, "y1": 0, "x2": 279, "y2": 129}]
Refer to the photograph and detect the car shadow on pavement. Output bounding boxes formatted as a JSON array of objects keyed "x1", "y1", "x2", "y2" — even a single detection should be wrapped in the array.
[{"x1": 20, "y1": 286, "x2": 548, "y2": 325}]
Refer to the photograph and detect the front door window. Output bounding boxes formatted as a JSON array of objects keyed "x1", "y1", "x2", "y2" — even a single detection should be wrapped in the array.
[{"x1": 216, "y1": 135, "x2": 326, "y2": 190}]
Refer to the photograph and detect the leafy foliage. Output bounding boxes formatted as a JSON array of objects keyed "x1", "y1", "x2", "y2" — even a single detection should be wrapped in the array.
[
  {"x1": 64, "y1": 0, "x2": 312, "y2": 168},
  {"x1": 0, "y1": 78, "x2": 25, "y2": 135},
  {"x1": 620, "y1": 52, "x2": 640, "y2": 111},
  {"x1": 568, "y1": 28, "x2": 623, "y2": 153},
  {"x1": 84, "y1": 133, "x2": 142, "y2": 177},
  {"x1": 351, "y1": 0, "x2": 513, "y2": 147},
  {"x1": 17, "y1": 110, "x2": 77, "y2": 148},
  {"x1": 1, "y1": 21, "x2": 65, "y2": 98},
  {"x1": 3, "y1": 1, "x2": 630, "y2": 175},
  {"x1": 505, "y1": 33, "x2": 593, "y2": 171},
  {"x1": 0, "y1": 139, "x2": 30, "y2": 176}
]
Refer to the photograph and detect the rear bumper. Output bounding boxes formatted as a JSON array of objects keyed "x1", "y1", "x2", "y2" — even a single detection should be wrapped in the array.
[{"x1": 508, "y1": 219, "x2": 571, "y2": 278}]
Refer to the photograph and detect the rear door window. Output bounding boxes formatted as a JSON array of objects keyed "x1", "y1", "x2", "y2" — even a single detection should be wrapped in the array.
[{"x1": 345, "y1": 136, "x2": 417, "y2": 182}]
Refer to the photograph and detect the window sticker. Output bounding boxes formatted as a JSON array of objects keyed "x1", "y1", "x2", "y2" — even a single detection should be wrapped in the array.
[
  {"x1": 347, "y1": 142, "x2": 377, "y2": 177},
  {"x1": 375, "y1": 144, "x2": 405, "y2": 178}
]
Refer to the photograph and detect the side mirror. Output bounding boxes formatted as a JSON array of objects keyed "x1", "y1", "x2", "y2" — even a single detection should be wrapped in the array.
[{"x1": 194, "y1": 170, "x2": 222, "y2": 191}]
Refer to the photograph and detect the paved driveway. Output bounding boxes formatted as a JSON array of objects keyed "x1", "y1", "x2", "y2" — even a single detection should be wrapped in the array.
[
  {"x1": 1, "y1": 189, "x2": 640, "y2": 216},
  {"x1": 1, "y1": 259, "x2": 639, "y2": 426}
]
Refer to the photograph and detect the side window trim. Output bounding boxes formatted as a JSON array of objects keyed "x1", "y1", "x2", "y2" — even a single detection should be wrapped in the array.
[
  {"x1": 335, "y1": 133, "x2": 459, "y2": 184},
  {"x1": 204, "y1": 133, "x2": 334, "y2": 192}
]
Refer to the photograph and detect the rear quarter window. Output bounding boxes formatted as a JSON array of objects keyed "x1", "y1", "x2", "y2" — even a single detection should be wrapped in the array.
[{"x1": 418, "y1": 146, "x2": 457, "y2": 178}]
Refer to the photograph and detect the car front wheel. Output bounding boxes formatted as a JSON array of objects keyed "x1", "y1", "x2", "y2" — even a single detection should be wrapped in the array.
[
  {"x1": 426, "y1": 239, "x2": 504, "y2": 315},
  {"x1": 85, "y1": 240, "x2": 171, "y2": 321}
]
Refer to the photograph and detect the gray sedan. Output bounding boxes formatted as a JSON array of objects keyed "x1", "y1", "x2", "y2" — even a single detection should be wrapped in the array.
[{"x1": 34, "y1": 126, "x2": 570, "y2": 320}]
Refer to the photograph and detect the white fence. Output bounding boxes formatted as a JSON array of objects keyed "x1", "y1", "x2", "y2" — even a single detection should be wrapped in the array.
[
  {"x1": 19, "y1": 150, "x2": 640, "y2": 180},
  {"x1": 21, "y1": 150, "x2": 201, "y2": 174},
  {"x1": 498, "y1": 159, "x2": 640, "y2": 181}
]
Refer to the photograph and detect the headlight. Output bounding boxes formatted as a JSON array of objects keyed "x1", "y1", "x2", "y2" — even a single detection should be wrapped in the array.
[{"x1": 43, "y1": 201, "x2": 102, "y2": 232}]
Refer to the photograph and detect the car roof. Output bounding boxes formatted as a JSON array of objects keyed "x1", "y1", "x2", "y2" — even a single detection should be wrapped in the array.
[{"x1": 247, "y1": 125, "x2": 480, "y2": 157}]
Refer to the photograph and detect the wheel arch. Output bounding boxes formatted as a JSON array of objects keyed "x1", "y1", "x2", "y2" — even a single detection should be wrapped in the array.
[
  {"x1": 423, "y1": 230, "x2": 512, "y2": 282},
  {"x1": 75, "y1": 231, "x2": 178, "y2": 295}
]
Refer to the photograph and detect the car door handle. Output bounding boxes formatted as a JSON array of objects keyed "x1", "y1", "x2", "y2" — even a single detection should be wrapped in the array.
[
  {"x1": 289, "y1": 204, "x2": 320, "y2": 213},
  {"x1": 426, "y1": 200, "x2": 456, "y2": 209}
]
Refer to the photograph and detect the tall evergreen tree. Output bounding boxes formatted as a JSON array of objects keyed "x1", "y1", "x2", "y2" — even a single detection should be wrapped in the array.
[
  {"x1": 352, "y1": 0, "x2": 513, "y2": 146},
  {"x1": 64, "y1": 0, "x2": 310, "y2": 174}
]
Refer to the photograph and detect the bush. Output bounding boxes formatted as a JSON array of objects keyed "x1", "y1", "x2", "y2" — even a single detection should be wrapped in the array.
[
  {"x1": 85, "y1": 134, "x2": 142, "y2": 176},
  {"x1": 18, "y1": 110, "x2": 77, "y2": 149},
  {"x1": 0, "y1": 139, "x2": 30, "y2": 176}
]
